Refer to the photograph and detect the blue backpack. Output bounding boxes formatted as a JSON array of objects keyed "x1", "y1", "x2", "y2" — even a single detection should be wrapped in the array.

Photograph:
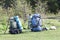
[{"x1": 31, "y1": 14, "x2": 40, "y2": 27}]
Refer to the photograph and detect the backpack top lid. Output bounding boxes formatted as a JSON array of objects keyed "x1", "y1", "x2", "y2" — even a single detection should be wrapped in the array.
[
  {"x1": 14, "y1": 16, "x2": 19, "y2": 19},
  {"x1": 14, "y1": 16, "x2": 21, "y2": 22},
  {"x1": 32, "y1": 13, "x2": 41, "y2": 18},
  {"x1": 14, "y1": 16, "x2": 19, "y2": 20}
]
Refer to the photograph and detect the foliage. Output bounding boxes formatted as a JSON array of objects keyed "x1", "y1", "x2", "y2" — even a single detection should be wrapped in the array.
[
  {"x1": 41, "y1": 0, "x2": 60, "y2": 14},
  {"x1": 0, "y1": 0, "x2": 60, "y2": 33},
  {"x1": 2, "y1": 0, "x2": 17, "y2": 9},
  {"x1": 26, "y1": 0, "x2": 39, "y2": 12}
]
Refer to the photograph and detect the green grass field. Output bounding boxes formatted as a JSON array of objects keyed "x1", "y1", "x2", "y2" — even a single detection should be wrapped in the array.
[
  {"x1": 0, "y1": 19, "x2": 60, "y2": 40},
  {"x1": 0, "y1": 28, "x2": 60, "y2": 40}
]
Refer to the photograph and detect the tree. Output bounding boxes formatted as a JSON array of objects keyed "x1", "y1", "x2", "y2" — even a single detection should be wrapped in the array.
[
  {"x1": 0, "y1": 0, "x2": 17, "y2": 33},
  {"x1": 41, "y1": 0, "x2": 60, "y2": 14},
  {"x1": 26, "y1": 0, "x2": 39, "y2": 12}
]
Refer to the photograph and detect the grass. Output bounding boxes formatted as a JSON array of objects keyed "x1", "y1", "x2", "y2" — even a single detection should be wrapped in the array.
[
  {"x1": 0, "y1": 28, "x2": 60, "y2": 40},
  {"x1": 0, "y1": 19, "x2": 60, "y2": 40}
]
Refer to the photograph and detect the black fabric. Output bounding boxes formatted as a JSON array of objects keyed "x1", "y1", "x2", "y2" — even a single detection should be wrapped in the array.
[{"x1": 9, "y1": 29, "x2": 22, "y2": 34}]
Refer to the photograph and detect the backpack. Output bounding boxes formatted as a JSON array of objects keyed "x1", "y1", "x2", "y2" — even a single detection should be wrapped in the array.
[
  {"x1": 9, "y1": 16, "x2": 22, "y2": 34},
  {"x1": 31, "y1": 14, "x2": 40, "y2": 27}
]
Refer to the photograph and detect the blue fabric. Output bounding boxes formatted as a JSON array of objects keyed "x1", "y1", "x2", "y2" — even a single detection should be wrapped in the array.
[
  {"x1": 14, "y1": 16, "x2": 23, "y2": 30},
  {"x1": 31, "y1": 18, "x2": 38, "y2": 27},
  {"x1": 31, "y1": 14, "x2": 42, "y2": 32},
  {"x1": 31, "y1": 26, "x2": 42, "y2": 32},
  {"x1": 31, "y1": 14, "x2": 40, "y2": 27}
]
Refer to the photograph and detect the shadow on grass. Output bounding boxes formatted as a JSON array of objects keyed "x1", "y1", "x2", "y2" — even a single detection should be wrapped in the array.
[
  {"x1": 0, "y1": 29, "x2": 31, "y2": 35},
  {"x1": 0, "y1": 29, "x2": 48, "y2": 35},
  {"x1": 0, "y1": 33, "x2": 10, "y2": 35}
]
